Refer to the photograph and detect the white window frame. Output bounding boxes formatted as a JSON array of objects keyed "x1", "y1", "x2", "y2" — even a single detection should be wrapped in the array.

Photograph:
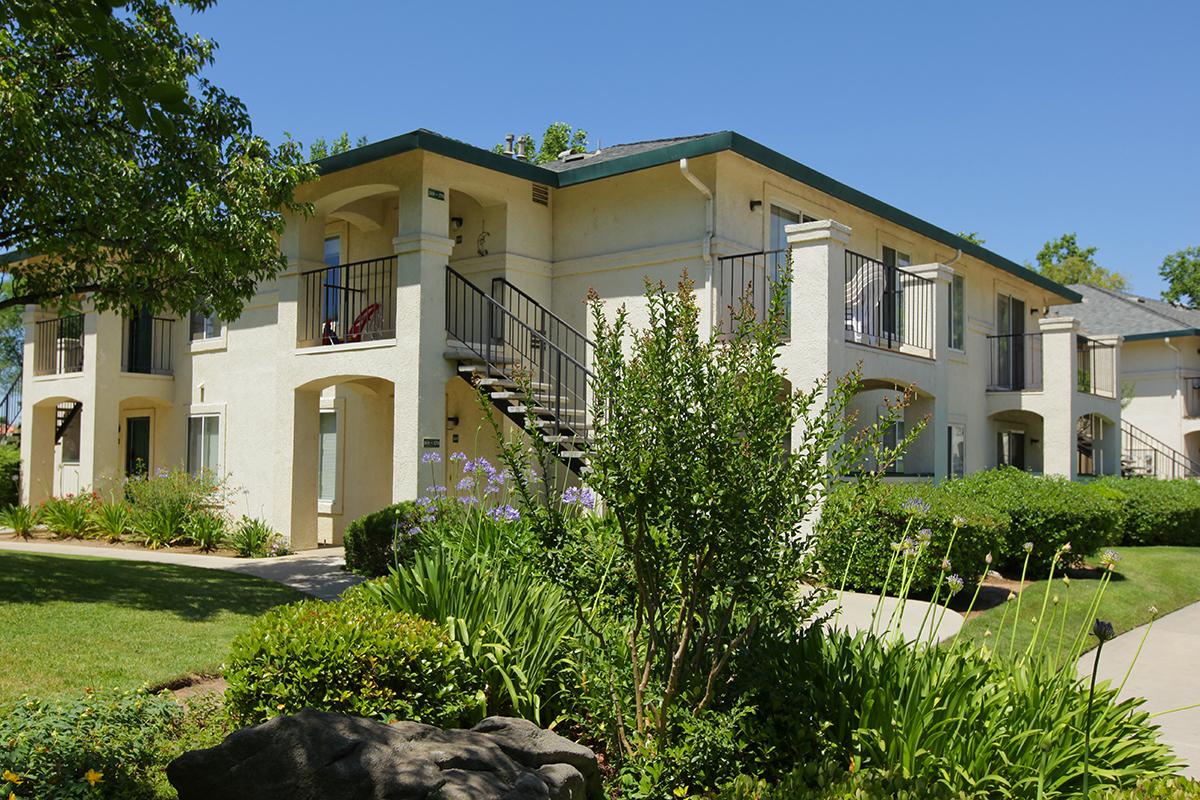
[
  {"x1": 186, "y1": 406, "x2": 225, "y2": 477},
  {"x1": 949, "y1": 272, "x2": 966, "y2": 352},
  {"x1": 947, "y1": 422, "x2": 965, "y2": 479},
  {"x1": 317, "y1": 398, "x2": 345, "y2": 514}
]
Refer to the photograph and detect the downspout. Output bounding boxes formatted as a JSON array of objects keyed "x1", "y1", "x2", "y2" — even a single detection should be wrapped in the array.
[
  {"x1": 944, "y1": 248, "x2": 963, "y2": 267},
  {"x1": 679, "y1": 158, "x2": 715, "y2": 333}
]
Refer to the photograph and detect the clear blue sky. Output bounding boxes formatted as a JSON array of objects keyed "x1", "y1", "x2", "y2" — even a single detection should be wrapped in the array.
[{"x1": 184, "y1": 0, "x2": 1198, "y2": 297}]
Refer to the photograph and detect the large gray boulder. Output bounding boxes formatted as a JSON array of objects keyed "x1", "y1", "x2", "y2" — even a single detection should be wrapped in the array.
[{"x1": 167, "y1": 709, "x2": 601, "y2": 800}]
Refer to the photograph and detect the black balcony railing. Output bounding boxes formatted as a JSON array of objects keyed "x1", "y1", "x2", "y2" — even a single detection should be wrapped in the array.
[
  {"x1": 1077, "y1": 336, "x2": 1116, "y2": 397},
  {"x1": 122, "y1": 315, "x2": 173, "y2": 375},
  {"x1": 715, "y1": 249, "x2": 788, "y2": 334},
  {"x1": 34, "y1": 315, "x2": 84, "y2": 376},
  {"x1": 844, "y1": 251, "x2": 934, "y2": 356},
  {"x1": 0, "y1": 375, "x2": 21, "y2": 439},
  {"x1": 298, "y1": 256, "x2": 396, "y2": 347},
  {"x1": 987, "y1": 333, "x2": 1043, "y2": 391}
]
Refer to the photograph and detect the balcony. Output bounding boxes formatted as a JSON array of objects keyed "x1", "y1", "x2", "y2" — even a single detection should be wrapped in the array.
[
  {"x1": 1076, "y1": 335, "x2": 1117, "y2": 397},
  {"x1": 34, "y1": 315, "x2": 84, "y2": 376},
  {"x1": 715, "y1": 249, "x2": 787, "y2": 333},
  {"x1": 843, "y1": 251, "x2": 934, "y2": 358},
  {"x1": 297, "y1": 256, "x2": 396, "y2": 348},
  {"x1": 987, "y1": 333, "x2": 1043, "y2": 391},
  {"x1": 122, "y1": 314, "x2": 174, "y2": 375}
]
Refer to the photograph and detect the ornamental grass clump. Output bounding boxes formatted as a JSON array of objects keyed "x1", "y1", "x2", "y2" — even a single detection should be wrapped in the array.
[{"x1": 0, "y1": 503, "x2": 37, "y2": 539}]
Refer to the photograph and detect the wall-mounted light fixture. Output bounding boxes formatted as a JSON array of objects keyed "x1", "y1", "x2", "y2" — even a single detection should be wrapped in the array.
[
  {"x1": 749, "y1": 200, "x2": 763, "y2": 211},
  {"x1": 446, "y1": 416, "x2": 460, "y2": 428},
  {"x1": 450, "y1": 216, "x2": 463, "y2": 230}
]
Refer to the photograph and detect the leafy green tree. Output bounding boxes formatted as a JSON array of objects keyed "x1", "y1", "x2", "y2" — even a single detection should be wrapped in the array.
[
  {"x1": 575, "y1": 269, "x2": 899, "y2": 760},
  {"x1": 492, "y1": 123, "x2": 589, "y2": 164},
  {"x1": 1034, "y1": 234, "x2": 1128, "y2": 290},
  {"x1": 957, "y1": 231, "x2": 986, "y2": 245},
  {"x1": 1159, "y1": 246, "x2": 1200, "y2": 308},
  {"x1": 308, "y1": 132, "x2": 369, "y2": 162},
  {"x1": 0, "y1": 0, "x2": 316, "y2": 319}
]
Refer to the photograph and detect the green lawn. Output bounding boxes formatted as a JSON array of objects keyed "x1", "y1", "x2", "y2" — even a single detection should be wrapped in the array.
[
  {"x1": 0, "y1": 552, "x2": 304, "y2": 703},
  {"x1": 957, "y1": 546, "x2": 1200, "y2": 660}
]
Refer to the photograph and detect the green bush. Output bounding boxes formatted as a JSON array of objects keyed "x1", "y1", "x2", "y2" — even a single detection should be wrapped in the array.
[
  {"x1": 224, "y1": 594, "x2": 477, "y2": 726},
  {"x1": 90, "y1": 500, "x2": 133, "y2": 543},
  {"x1": 0, "y1": 503, "x2": 37, "y2": 539},
  {"x1": 229, "y1": 516, "x2": 279, "y2": 557},
  {"x1": 363, "y1": 546, "x2": 577, "y2": 724},
  {"x1": 184, "y1": 509, "x2": 227, "y2": 552},
  {"x1": 945, "y1": 467, "x2": 1120, "y2": 570},
  {"x1": 0, "y1": 689, "x2": 181, "y2": 800},
  {"x1": 343, "y1": 500, "x2": 423, "y2": 577},
  {"x1": 1095, "y1": 477, "x2": 1200, "y2": 546},
  {"x1": 813, "y1": 481, "x2": 1005, "y2": 593},
  {"x1": 38, "y1": 493, "x2": 97, "y2": 538},
  {"x1": 0, "y1": 444, "x2": 20, "y2": 509},
  {"x1": 125, "y1": 468, "x2": 223, "y2": 546}
]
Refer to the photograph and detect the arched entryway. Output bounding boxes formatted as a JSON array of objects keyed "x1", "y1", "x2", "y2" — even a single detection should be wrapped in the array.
[
  {"x1": 284, "y1": 374, "x2": 396, "y2": 549},
  {"x1": 847, "y1": 378, "x2": 936, "y2": 477},
  {"x1": 987, "y1": 409, "x2": 1045, "y2": 474}
]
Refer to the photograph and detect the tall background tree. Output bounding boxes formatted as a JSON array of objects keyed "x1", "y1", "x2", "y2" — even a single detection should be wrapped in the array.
[
  {"x1": 308, "y1": 132, "x2": 369, "y2": 162},
  {"x1": 0, "y1": 0, "x2": 316, "y2": 319},
  {"x1": 1158, "y1": 246, "x2": 1200, "y2": 308},
  {"x1": 1033, "y1": 233, "x2": 1128, "y2": 290},
  {"x1": 493, "y1": 123, "x2": 589, "y2": 164}
]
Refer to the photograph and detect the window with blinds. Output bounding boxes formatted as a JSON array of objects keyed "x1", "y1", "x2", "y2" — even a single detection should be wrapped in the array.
[
  {"x1": 187, "y1": 415, "x2": 220, "y2": 475},
  {"x1": 318, "y1": 410, "x2": 338, "y2": 502}
]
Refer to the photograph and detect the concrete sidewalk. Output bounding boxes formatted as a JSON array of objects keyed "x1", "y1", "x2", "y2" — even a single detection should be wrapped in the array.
[
  {"x1": 1078, "y1": 602, "x2": 1200, "y2": 779},
  {"x1": 0, "y1": 539, "x2": 363, "y2": 600},
  {"x1": 819, "y1": 590, "x2": 965, "y2": 642}
]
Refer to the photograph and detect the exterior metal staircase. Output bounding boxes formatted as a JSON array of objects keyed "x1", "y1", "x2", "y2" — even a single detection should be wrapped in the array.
[
  {"x1": 445, "y1": 266, "x2": 593, "y2": 474},
  {"x1": 1121, "y1": 420, "x2": 1200, "y2": 479},
  {"x1": 0, "y1": 375, "x2": 20, "y2": 441},
  {"x1": 55, "y1": 401, "x2": 81, "y2": 444}
]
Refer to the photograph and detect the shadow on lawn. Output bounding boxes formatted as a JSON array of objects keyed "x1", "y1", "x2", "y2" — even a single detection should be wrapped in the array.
[{"x1": 0, "y1": 552, "x2": 302, "y2": 621}]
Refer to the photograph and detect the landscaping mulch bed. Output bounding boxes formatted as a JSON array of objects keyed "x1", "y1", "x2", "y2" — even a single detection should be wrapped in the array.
[{"x1": 7, "y1": 528, "x2": 243, "y2": 557}]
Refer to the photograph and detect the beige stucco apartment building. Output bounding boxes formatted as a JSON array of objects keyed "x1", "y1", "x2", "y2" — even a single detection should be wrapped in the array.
[
  {"x1": 17, "y1": 130, "x2": 1124, "y2": 549},
  {"x1": 1057, "y1": 284, "x2": 1200, "y2": 477}
]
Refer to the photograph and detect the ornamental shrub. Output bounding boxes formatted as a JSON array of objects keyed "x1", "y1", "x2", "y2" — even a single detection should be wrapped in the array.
[
  {"x1": 38, "y1": 493, "x2": 98, "y2": 538},
  {"x1": 813, "y1": 481, "x2": 1005, "y2": 593},
  {"x1": 0, "y1": 689, "x2": 181, "y2": 800},
  {"x1": 343, "y1": 500, "x2": 423, "y2": 577},
  {"x1": 944, "y1": 467, "x2": 1120, "y2": 570},
  {"x1": 1095, "y1": 477, "x2": 1200, "y2": 546},
  {"x1": 0, "y1": 444, "x2": 20, "y2": 509},
  {"x1": 224, "y1": 594, "x2": 477, "y2": 726}
]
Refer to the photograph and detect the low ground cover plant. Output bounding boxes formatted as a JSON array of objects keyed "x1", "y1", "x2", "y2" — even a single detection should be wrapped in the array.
[
  {"x1": 224, "y1": 594, "x2": 476, "y2": 726},
  {"x1": 0, "y1": 689, "x2": 181, "y2": 800},
  {"x1": 0, "y1": 503, "x2": 37, "y2": 538},
  {"x1": 228, "y1": 516, "x2": 283, "y2": 557}
]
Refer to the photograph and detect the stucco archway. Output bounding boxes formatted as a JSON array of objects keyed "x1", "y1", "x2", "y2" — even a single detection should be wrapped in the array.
[
  {"x1": 987, "y1": 409, "x2": 1045, "y2": 474},
  {"x1": 848, "y1": 378, "x2": 936, "y2": 477}
]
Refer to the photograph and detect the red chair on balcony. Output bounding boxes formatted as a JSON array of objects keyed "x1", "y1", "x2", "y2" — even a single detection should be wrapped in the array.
[{"x1": 321, "y1": 303, "x2": 381, "y2": 345}]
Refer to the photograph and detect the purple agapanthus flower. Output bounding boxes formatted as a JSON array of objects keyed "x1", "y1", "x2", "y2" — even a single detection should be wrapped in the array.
[
  {"x1": 421, "y1": 451, "x2": 442, "y2": 464},
  {"x1": 901, "y1": 497, "x2": 931, "y2": 515},
  {"x1": 450, "y1": 451, "x2": 468, "y2": 463},
  {"x1": 456, "y1": 477, "x2": 474, "y2": 491},
  {"x1": 488, "y1": 504, "x2": 520, "y2": 523},
  {"x1": 457, "y1": 496, "x2": 479, "y2": 506},
  {"x1": 425, "y1": 484, "x2": 448, "y2": 495}
]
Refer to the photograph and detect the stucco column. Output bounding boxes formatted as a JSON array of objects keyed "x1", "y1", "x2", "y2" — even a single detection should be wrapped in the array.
[
  {"x1": 1039, "y1": 315, "x2": 1080, "y2": 478},
  {"x1": 24, "y1": 402, "x2": 56, "y2": 506},
  {"x1": 392, "y1": 232, "x2": 455, "y2": 500},
  {"x1": 908, "y1": 263, "x2": 955, "y2": 478},
  {"x1": 277, "y1": 388, "x2": 320, "y2": 550},
  {"x1": 80, "y1": 311, "x2": 121, "y2": 497},
  {"x1": 784, "y1": 220, "x2": 851, "y2": 397}
]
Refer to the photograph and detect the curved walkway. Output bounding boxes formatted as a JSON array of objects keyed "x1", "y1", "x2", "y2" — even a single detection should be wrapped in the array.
[
  {"x1": 1077, "y1": 602, "x2": 1200, "y2": 779},
  {"x1": 0, "y1": 539, "x2": 363, "y2": 600}
]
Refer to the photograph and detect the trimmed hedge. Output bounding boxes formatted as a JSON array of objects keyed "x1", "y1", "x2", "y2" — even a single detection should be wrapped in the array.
[
  {"x1": 814, "y1": 481, "x2": 1006, "y2": 593},
  {"x1": 1094, "y1": 477, "x2": 1200, "y2": 546},
  {"x1": 224, "y1": 593, "x2": 478, "y2": 726},
  {"x1": 0, "y1": 444, "x2": 19, "y2": 509},
  {"x1": 343, "y1": 500, "x2": 423, "y2": 577},
  {"x1": 944, "y1": 467, "x2": 1121, "y2": 571}
]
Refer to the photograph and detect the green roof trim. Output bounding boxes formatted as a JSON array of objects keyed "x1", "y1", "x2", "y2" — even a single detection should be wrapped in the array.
[
  {"x1": 1123, "y1": 328, "x2": 1200, "y2": 342},
  {"x1": 0, "y1": 249, "x2": 32, "y2": 267},
  {"x1": 293, "y1": 128, "x2": 1086, "y2": 304}
]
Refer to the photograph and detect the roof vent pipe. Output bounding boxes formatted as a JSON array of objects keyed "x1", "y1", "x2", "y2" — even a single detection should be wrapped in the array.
[{"x1": 504, "y1": 133, "x2": 515, "y2": 158}]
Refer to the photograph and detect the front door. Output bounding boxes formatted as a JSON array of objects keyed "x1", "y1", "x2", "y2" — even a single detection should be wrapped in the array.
[{"x1": 125, "y1": 416, "x2": 151, "y2": 477}]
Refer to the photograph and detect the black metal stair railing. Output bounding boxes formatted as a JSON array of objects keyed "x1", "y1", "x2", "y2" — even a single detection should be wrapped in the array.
[
  {"x1": 445, "y1": 266, "x2": 592, "y2": 446},
  {"x1": 1121, "y1": 419, "x2": 1200, "y2": 480},
  {"x1": 0, "y1": 376, "x2": 20, "y2": 438}
]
